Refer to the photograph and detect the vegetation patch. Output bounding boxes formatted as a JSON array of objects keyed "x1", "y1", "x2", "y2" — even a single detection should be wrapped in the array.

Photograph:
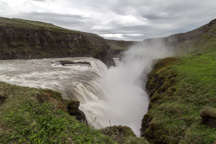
[
  {"x1": 0, "y1": 82, "x2": 116, "y2": 144},
  {"x1": 101, "y1": 126, "x2": 149, "y2": 144},
  {"x1": 141, "y1": 51, "x2": 216, "y2": 144}
]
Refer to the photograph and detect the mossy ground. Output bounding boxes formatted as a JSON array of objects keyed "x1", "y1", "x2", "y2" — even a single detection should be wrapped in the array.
[
  {"x1": 0, "y1": 82, "x2": 116, "y2": 144},
  {"x1": 101, "y1": 126, "x2": 149, "y2": 144},
  {"x1": 143, "y1": 49, "x2": 216, "y2": 143}
]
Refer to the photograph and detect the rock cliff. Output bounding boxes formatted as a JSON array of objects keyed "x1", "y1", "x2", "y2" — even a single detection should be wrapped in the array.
[{"x1": 0, "y1": 17, "x2": 114, "y2": 66}]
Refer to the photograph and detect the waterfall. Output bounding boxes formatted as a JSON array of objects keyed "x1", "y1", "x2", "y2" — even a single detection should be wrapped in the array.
[
  {"x1": 102, "y1": 42, "x2": 171, "y2": 135},
  {"x1": 0, "y1": 57, "x2": 115, "y2": 130},
  {"x1": 0, "y1": 43, "x2": 171, "y2": 136}
]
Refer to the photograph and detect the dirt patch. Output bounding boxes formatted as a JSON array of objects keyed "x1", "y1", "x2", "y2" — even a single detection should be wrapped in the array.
[{"x1": 36, "y1": 90, "x2": 67, "y2": 113}]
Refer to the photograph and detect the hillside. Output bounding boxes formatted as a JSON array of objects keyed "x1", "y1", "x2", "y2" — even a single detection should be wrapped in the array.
[
  {"x1": 141, "y1": 19, "x2": 216, "y2": 144},
  {"x1": 0, "y1": 82, "x2": 149, "y2": 144},
  {"x1": 106, "y1": 39, "x2": 142, "y2": 57},
  {"x1": 106, "y1": 39, "x2": 141, "y2": 50},
  {"x1": 144, "y1": 19, "x2": 216, "y2": 54},
  {"x1": 0, "y1": 17, "x2": 114, "y2": 66}
]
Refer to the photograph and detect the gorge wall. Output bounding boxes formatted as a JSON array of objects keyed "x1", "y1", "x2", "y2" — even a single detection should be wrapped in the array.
[{"x1": 0, "y1": 17, "x2": 114, "y2": 66}]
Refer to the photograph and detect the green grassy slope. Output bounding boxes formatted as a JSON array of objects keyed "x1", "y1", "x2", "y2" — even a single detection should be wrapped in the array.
[
  {"x1": 0, "y1": 82, "x2": 116, "y2": 144},
  {"x1": 0, "y1": 82, "x2": 148, "y2": 144},
  {"x1": 141, "y1": 19, "x2": 216, "y2": 144}
]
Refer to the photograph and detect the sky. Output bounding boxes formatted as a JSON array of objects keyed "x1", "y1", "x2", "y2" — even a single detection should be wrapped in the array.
[{"x1": 0, "y1": 0, "x2": 216, "y2": 41}]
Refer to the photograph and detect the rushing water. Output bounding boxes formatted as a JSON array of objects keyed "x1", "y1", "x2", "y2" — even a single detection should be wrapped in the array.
[
  {"x1": 0, "y1": 57, "x2": 111, "y2": 127},
  {"x1": 0, "y1": 43, "x2": 171, "y2": 136}
]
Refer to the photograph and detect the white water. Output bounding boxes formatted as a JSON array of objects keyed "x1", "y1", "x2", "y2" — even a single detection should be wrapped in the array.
[
  {"x1": 0, "y1": 43, "x2": 171, "y2": 136},
  {"x1": 103, "y1": 43, "x2": 171, "y2": 135}
]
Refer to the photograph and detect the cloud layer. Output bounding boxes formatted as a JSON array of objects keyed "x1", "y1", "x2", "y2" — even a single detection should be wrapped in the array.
[{"x1": 0, "y1": 0, "x2": 216, "y2": 40}]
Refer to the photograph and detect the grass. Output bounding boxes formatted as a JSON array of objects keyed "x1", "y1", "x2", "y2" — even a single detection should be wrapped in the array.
[
  {"x1": 0, "y1": 82, "x2": 149, "y2": 144},
  {"x1": 101, "y1": 126, "x2": 149, "y2": 144},
  {"x1": 0, "y1": 17, "x2": 84, "y2": 35},
  {"x1": 0, "y1": 82, "x2": 116, "y2": 144},
  {"x1": 142, "y1": 50, "x2": 216, "y2": 143}
]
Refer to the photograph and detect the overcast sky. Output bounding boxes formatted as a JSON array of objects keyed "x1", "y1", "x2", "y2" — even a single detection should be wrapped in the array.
[{"x1": 0, "y1": 0, "x2": 216, "y2": 41}]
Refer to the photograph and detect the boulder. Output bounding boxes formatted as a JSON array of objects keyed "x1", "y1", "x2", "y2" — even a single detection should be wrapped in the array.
[{"x1": 67, "y1": 101, "x2": 87, "y2": 123}]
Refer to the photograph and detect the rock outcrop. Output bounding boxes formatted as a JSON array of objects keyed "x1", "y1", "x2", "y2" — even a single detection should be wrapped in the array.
[{"x1": 67, "y1": 101, "x2": 87, "y2": 123}]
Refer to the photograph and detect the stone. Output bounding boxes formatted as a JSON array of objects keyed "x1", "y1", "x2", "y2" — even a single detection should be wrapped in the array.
[{"x1": 67, "y1": 101, "x2": 87, "y2": 123}]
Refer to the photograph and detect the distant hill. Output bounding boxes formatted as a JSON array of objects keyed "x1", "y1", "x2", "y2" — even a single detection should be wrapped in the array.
[
  {"x1": 0, "y1": 17, "x2": 114, "y2": 66},
  {"x1": 106, "y1": 39, "x2": 140, "y2": 50},
  {"x1": 144, "y1": 19, "x2": 216, "y2": 54},
  {"x1": 106, "y1": 39, "x2": 142, "y2": 57}
]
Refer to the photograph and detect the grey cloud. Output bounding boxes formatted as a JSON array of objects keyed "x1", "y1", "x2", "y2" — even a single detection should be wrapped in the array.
[
  {"x1": 31, "y1": 0, "x2": 55, "y2": 2},
  {"x1": 15, "y1": 12, "x2": 95, "y2": 32},
  {"x1": 143, "y1": 14, "x2": 165, "y2": 20},
  {"x1": 31, "y1": 0, "x2": 46, "y2": 1},
  {"x1": 2, "y1": 0, "x2": 216, "y2": 41},
  {"x1": 0, "y1": 2, "x2": 9, "y2": 10},
  {"x1": 123, "y1": 34, "x2": 144, "y2": 41}
]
